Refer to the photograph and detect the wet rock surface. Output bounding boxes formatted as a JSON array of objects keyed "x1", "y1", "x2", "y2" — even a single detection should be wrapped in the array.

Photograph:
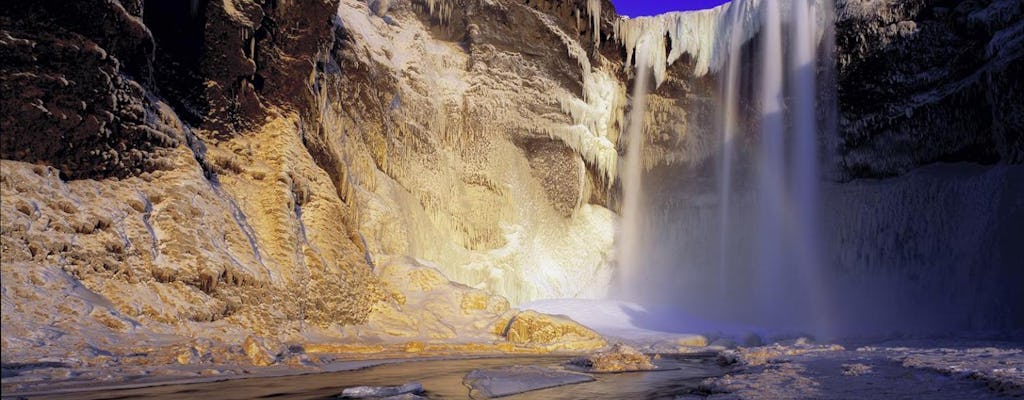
[{"x1": 568, "y1": 343, "x2": 657, "y2": 373}]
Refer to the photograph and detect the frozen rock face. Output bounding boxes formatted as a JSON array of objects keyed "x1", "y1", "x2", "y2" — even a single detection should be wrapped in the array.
[
  {"x1": 2, "y1": 0, "x2": 1022, "y2": 375},
  {"x1": 328, "y1": 0, "x2": 621, "y2": 304},
  {"x1": 835, "y1": 0, "x2": 1024, "y2": 178},
  {"x1": 0, "y1": 1, "x2": 179, "y2": 180},
  {"x1": 0, "y1": 114, "x2": 389, "y2": 365},
  {"x1": 1, "y1": 0, "x2": 629, "y2": 371}
]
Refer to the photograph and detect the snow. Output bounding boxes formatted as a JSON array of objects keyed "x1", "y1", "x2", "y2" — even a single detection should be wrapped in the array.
[{"x1": 521, "y1": 298, "x2": 763, "y2": 348}]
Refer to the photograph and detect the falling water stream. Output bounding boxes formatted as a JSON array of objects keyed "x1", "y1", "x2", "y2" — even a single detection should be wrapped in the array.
[
  {"x1": 617, "y1": 37, "x2": 652, "y2": 302},
  {"x1": 617, "y1": 0, "x2": 834, "y2": 337}
]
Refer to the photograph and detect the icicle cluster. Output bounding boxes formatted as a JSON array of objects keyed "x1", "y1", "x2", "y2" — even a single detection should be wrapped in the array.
[
  {"x1": 586, "y1": 0, "x2": 602, "y2": 47},
  {"x1": 424, "y1": 0, "x2": 455, "y2": 24},
  {"x1": 611, "y1": 0, "x2": 826, "y2": 87},
  {"x1": 528, "y1": 7, "x2": 625, "y2": 184}
]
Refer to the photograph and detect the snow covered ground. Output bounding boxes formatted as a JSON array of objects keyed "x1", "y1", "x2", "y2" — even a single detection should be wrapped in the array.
[{"x1": 521, "y1": 298, "x2": 780, "y2": 349}]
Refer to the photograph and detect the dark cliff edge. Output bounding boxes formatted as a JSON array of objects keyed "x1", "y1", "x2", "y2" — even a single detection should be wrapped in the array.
[{"x1": 1, "y1": 0, "x2": 341, "y2": 179}]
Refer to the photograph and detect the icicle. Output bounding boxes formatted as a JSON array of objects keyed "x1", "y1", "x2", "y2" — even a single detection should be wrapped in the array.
[
  {"x1": 575, "y1": 8, "x2": 581, "y2": 33},
  {"x1": 526, "y1": 7, "x2": 625, "y2": 185},
  {"x1": 612, "y1": 0, "x2": 827, "y2": 86},
  {"x1": 586, "y1": 0, "x2": 602, "y2": 47},
  {"x1": 424, "y1": 0, "x2": 454, "y2": 24}
]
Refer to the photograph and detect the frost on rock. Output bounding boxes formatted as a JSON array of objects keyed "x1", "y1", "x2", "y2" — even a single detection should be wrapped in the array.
[
  {"x1": 334, "y1": 0, "x2": 618, "y2": 304},
  {"x1": 530, "y1": 7, "x2": 624, "y2": 184}
]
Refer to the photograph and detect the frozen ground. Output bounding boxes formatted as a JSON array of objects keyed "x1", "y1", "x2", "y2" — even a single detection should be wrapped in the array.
[
  {"x1": 3, "y1": 341, "x2": 1019, "y2": 399},
  {"x1": 701, "y1": 340, "x2": 1024, "y2": 399},
  {"x1": 522, "y1": 298, "x2": 790, "y2": 348},
  {"x1": 523, "y1": 299, "x2": 1023, "y2": 399}
]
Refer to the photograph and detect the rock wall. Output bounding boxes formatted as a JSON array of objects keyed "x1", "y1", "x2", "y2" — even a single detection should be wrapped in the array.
[
  {"x1": 323, "y1": 0, "x2": 624, "y2": 304},
  {"x1": 0, "y1": 0, "x2": 626, "y2": 371},
  {"x1": 1, "y1": 0, "x2": 1022, "y2": 372},
  {"x1": 835, "y1": 0, "x2": 1023, "y2": 178}
]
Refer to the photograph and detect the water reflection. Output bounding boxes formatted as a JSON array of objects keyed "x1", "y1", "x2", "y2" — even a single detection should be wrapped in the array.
[{"x1": 20, "y1": 355, "x2": 723, "y2": 399}]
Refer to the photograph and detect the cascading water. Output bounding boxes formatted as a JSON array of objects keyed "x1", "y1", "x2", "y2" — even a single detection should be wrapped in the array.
[
  {"x1": 596, "y1": 0, "x2": 1023, "y2": 339},
  {"x1": 617, "y1": 37, "x2": 653, "y2": 301},
  {"x1": 717, "y1": 0, "x2": 744, "y2": 296},
  {"x1": 753, "y1": 0, "x2": 789, "y2": 328},
  {"x1": 613, "y1": 0, "x2": 834, "y2": 337},
  {"x1": 749, "y1": 0, "x2": 827, "y2": 333}
]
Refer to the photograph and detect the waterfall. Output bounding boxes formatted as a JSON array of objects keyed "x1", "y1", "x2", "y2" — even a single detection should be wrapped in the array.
[
  {"x1": 717, "y1": 0, "x2": 744, "y2": 296},
  {"x1": 617, "y1": 37, "x2": 653, "y2": 301},
  {"x1": 748, "y1": 0, "x2": 827, "y2": 333},
  {"x1": 788, "y1": 0, "x2": 829, "y2": 335},
  {"x1": 753, "y1": 0, "x2": 789, "y2": 328},
  {"x1": 614, "y1": 0, "x2": 834, "y2": 336}
]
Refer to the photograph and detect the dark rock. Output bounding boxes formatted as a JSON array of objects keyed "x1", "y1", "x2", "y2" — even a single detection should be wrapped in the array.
[
  {"x1": 0, "y1": 10, "x2": 179, "y2": 180},
  {"x1": 835, "y1": 0, "x2": 1023, "y2": 179}
]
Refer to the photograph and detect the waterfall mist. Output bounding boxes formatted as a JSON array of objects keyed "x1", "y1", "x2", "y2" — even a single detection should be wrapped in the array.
[
  {"x1": 615, "y1": 0, "x2": 834, "y2": 337},
  {"x1": 612, "y1": 0, "x2": 1024, "y2": 339},
  {"x1": 617, "y1": 37, "x2": 652, "y2": 302}
]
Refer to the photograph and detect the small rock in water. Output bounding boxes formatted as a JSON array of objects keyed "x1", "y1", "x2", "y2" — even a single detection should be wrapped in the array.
[
  {"x1": 568, "y1": 343, "x2": 657, "y2": 372},
  {"x1": 339, "y1": 382, "x2": 424, "y2": 399},
  {"x1": 841, "y1": 363, "x2": 872, "y2": 376}
]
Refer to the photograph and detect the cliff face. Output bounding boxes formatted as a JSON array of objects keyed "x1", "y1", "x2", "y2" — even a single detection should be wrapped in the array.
[
  {"x1": 835, "y1": 0, "x2": 1023, "y2": 178},
  {"x1": 1, "y1": 0, "x2": 1021, "y2": 373},
  {"x1": 0, "y1": 0, "x2": 624, "y2": 372},
  {"x1": 1, "y1": 0, "x2": 397, "y2": 369}
]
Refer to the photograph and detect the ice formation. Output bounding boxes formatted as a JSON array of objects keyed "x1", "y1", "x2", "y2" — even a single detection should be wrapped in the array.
[
  {"x1": 586, "y1": 0, "x2": 602, "y2": 46},
  {"x1": 530, "y1": 7, "x2": 625, "y2": 184},
  {"x1": 331, "y1": 0, "x2": 619, "y2": 305},
  {"x1": 423, "y1": 0, "x2": 455, "y2": 24},
  {"x1": 611, "y1": 0, "x2": 826, "y2": 86}
]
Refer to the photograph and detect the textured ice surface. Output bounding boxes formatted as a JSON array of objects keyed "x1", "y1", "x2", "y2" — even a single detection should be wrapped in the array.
[
  {"x1": 463, "y1": 365, "x2": 594, "y2": 398},
  {"x1": 335, "y1": 0, "x2": 619, "y2": 304},
  {"x1": 703, "y1": 342, "x2": 1024, "y2": 399},
  {"x1": 340, "y1": 382, "x2": 424, "y2": 398}
]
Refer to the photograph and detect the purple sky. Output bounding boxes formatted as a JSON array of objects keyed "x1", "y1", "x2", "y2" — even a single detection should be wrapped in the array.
[{"x1": 610, "y1": 0, "x2": 731, "y2": 17}]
